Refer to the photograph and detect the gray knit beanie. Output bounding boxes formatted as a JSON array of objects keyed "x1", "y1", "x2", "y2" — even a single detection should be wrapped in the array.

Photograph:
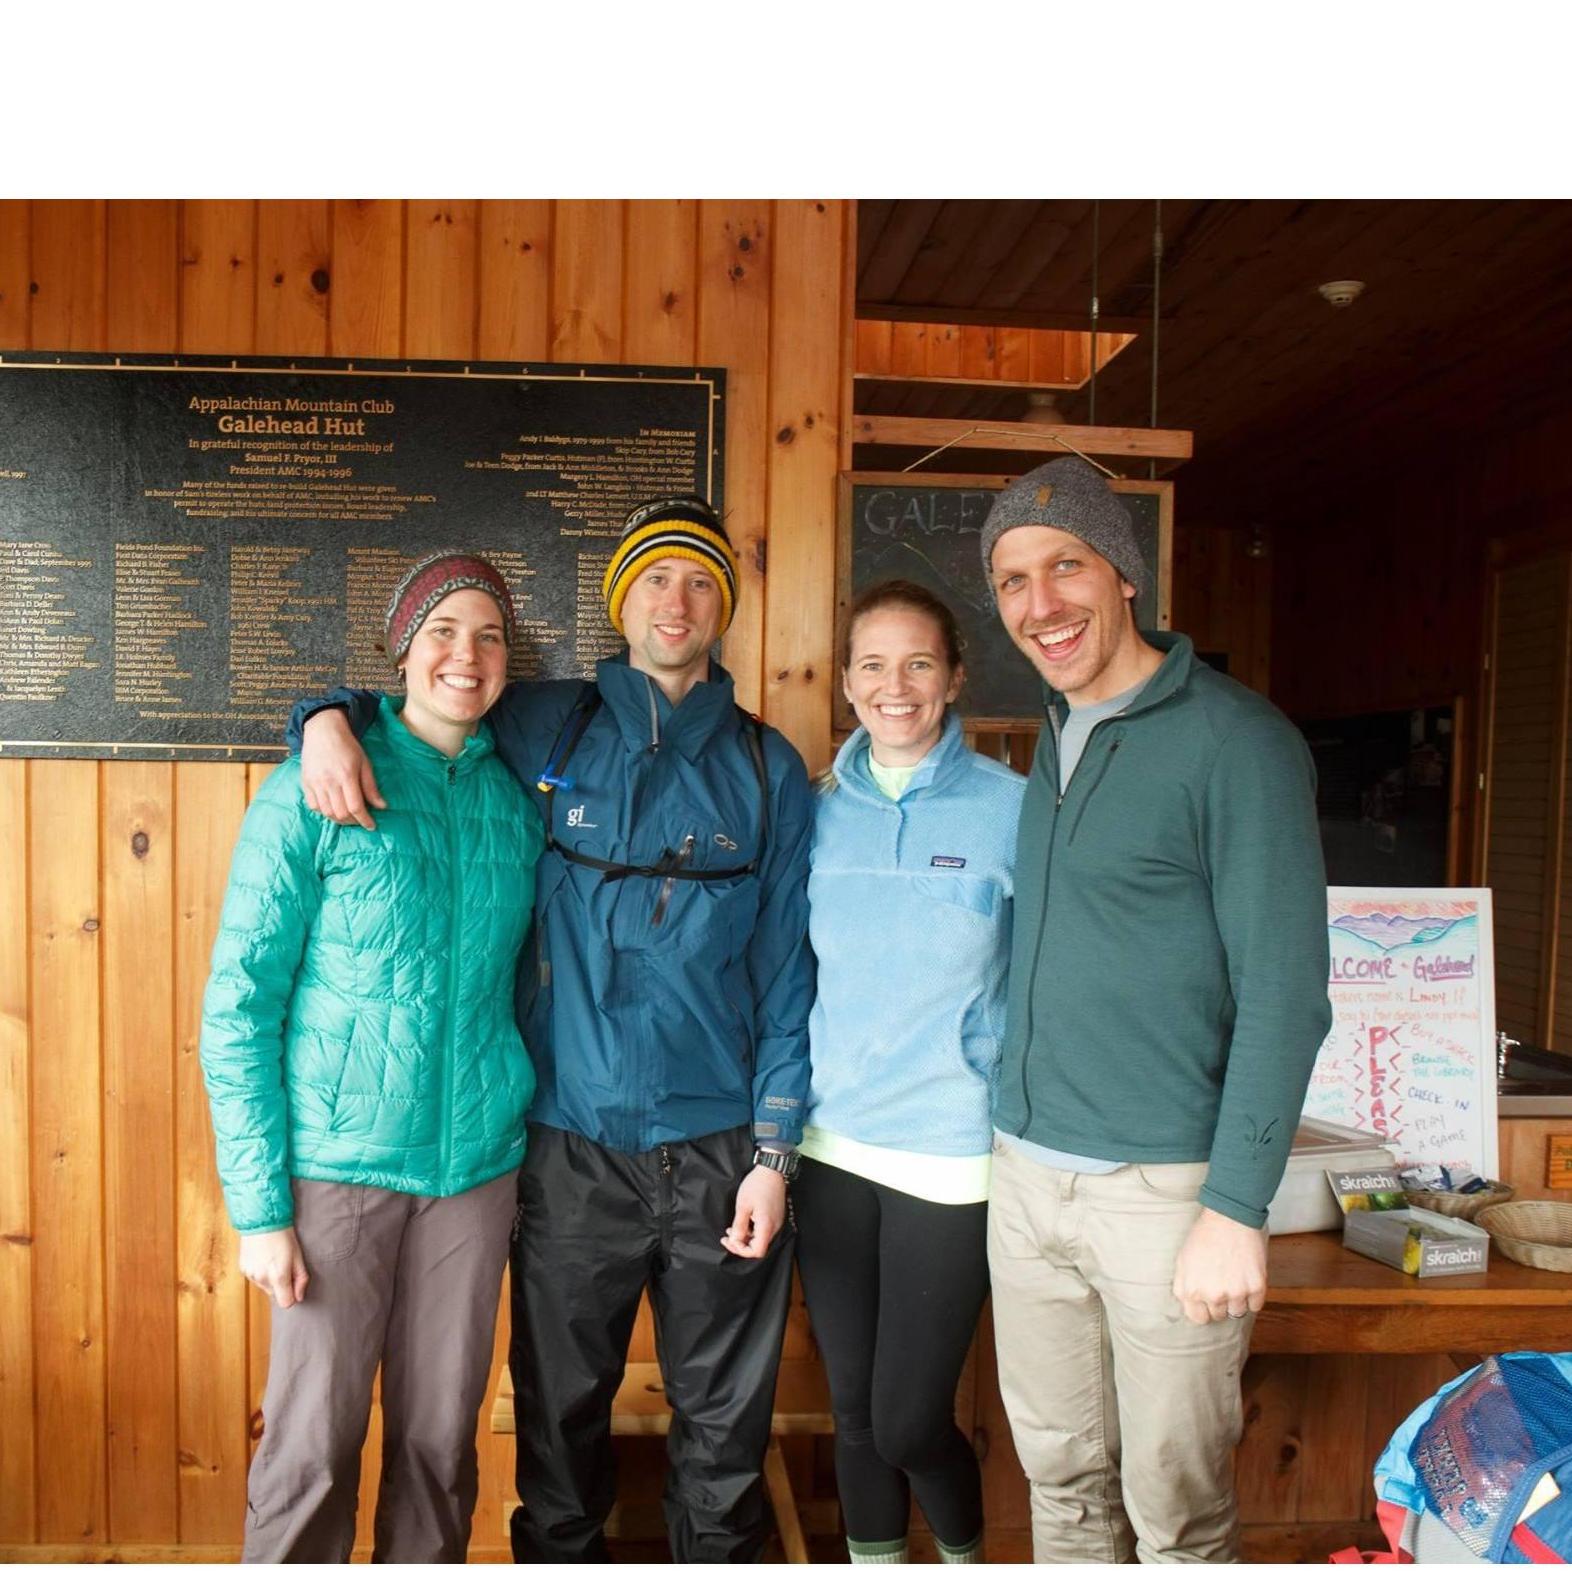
[{"x1": 979, "y1": 456, "x2": 1148, "y2": 595}]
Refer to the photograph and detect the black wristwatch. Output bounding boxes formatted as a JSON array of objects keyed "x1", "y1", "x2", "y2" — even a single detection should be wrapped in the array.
[{"x1": 753, "y1": 1146, "x2": 801, "y2": 1182}]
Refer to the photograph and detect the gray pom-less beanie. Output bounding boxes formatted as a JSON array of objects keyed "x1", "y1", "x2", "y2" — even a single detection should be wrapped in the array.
[{"x1": 979, "y1": 456, "x2": 1148, "y2": 595}]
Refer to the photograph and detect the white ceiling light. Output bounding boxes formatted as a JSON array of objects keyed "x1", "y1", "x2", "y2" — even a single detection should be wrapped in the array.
[{"x1": 1317, "y1": 279, "x2": 1367, "y2": 308}]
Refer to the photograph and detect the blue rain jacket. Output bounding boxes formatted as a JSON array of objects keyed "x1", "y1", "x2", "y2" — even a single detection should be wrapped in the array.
[{"x1": 292, "y1": 656, "x2": 814, "y2": 1152}]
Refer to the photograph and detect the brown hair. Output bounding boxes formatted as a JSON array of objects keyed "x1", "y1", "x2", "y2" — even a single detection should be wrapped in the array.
[{"x1": 841, "y1": 578, "x2": 965, "y2": 672}]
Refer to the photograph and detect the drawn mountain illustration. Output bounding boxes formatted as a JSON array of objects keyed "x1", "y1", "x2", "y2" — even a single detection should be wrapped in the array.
[{"x1": 1331, "y1": 912, "x2": 1472, "y2": 951}]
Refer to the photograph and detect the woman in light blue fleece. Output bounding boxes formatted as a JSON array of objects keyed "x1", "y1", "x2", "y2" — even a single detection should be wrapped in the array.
[{"x1": 795, "y1": 579, "x2": 1025, "y2": 1566}]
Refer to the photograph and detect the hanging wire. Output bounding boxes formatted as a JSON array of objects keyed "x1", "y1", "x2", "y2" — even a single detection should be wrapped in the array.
[
  {"x1": 901, "y1": 425, "x2": 1119, "y2": 479},
  {"x1": 1087, "y1": 200, "x2": 1101, "y2": 425},
  {"x1": 1149, "y1": 198, "x2": 1163, "y2": 481}
]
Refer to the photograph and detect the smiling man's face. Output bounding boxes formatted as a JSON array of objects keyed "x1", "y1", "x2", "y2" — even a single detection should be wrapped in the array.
[
  {"x1": 989, "y1": 525, "x2": 1142, "y2": 707},
  {"x1": 618, "y1": 556, "x2": 723, "y2": 687}
]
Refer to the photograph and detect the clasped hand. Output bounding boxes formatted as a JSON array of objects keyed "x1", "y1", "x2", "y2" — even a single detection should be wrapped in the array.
[
  {"x1": 239, "y1": 1227, "x2": 310, "y2": 1309},
  {"x1": 1171, "y1": 1207, "x2": 1267, "y2": 1326},
  {"x1": 721, "y1": 1166, "x2": 786, "y2": 1259}
]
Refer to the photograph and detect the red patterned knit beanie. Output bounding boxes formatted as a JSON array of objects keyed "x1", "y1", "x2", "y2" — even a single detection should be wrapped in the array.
[{"x1": 384, "y1": 551, "x2": 516, "y2": 665}]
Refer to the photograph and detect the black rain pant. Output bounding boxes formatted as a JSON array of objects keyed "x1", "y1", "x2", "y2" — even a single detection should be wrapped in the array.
[{"x1": 508, "y1": 1123, "x2": 795, "y2": 1563}]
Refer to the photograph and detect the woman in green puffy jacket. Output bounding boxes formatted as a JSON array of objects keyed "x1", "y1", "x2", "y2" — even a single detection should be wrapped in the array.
[{"x1": 199, "y1": 553, "x2": 543, "y2": 1564}]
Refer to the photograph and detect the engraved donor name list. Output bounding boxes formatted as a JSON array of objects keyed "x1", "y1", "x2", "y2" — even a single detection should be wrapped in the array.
[{"x1": 0, "y1": 353, "x2": 725, "y2": 759}]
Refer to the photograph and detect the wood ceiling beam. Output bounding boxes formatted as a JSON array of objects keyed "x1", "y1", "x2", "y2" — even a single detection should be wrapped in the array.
[
  {"x1": 932, "y1": 201, "x2": 1044, "y2": 310},
  {"x1": 1185, "y1": 342, "x2": 1572, "y2": 533},
  {"x1": 856, "y1": 199, "x2": 946, "y2": 300},
  {"x1": 1057, "y1": 199, "x2": 1514, "y2": 439},
  {"x1": 1186, "y1": 241, "x2": 1572, "y2": 477},
  {"x1": 856, "y1": 199, "x2": 897, "y2": 275},
  {"x1": 851, "y1": 413, "x2": 1192, "y2": 461},
  {"x1": 1062, "y1": 199, "x2": 1401, "y2": 420},
  {"x1": 891, "y1": 199, "x2": 998, "y2": 304},
  {"x1": 1027, "y1": 199, "x2": 1158, "y2": 314},
  {"x1": 856, "y1": 300, "x2": 1154, "y2": 335},
  {"x1": 1007, "y1": 198, "x2": 1111, "y2": 313},
  {"x1": 970, "y1": 201, "x2": 1086, "y2": 311},
  {"x1": 1186, "y1": 200, "x2": 1511, "y2": 391}
]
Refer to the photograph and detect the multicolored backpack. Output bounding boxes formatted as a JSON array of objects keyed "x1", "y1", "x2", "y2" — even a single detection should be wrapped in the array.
[{"x1": 1333, "y1": 1352, "x2": 1572, "y2": 1564}]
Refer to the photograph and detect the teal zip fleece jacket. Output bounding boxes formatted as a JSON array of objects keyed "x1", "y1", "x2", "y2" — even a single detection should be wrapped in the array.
[
  {"x1": 201, "y1": 698, "x2": 542, "y2": 1233},
  {"x1": 807, "y1": 714, "x2": 1026, "y2": 1156},
  {"x1": 997, "y1": 632, "x2": 1332, "y2": 1228}
]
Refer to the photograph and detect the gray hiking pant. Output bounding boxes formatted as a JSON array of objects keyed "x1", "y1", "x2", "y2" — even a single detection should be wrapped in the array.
[{"x1": 242, "y1": 1169, "x2": 518, "y2": 1564}]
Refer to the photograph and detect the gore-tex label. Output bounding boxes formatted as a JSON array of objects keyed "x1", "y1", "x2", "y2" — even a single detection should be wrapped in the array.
[{"x1": 931, "y1": 855, "x2": 966, "y2": 868}]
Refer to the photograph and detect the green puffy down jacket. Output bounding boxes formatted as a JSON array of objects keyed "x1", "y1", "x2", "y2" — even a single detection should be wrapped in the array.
[{"x1": 200, "y1": 697, "x2": 542, "y2": 1233}]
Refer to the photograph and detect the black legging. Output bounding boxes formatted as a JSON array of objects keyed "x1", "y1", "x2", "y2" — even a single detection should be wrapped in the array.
[{"x1": 793, "y1": 1155, "x2": 990, "y2": 1548}]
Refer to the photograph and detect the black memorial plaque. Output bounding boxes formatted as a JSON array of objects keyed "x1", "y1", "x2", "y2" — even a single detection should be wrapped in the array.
[
  {"x1": 835, "y1": 472, "x2": 1171, "y2": 728},
  {"x1": 0, "y1": 353, "x2": 724, "y2": 759}
]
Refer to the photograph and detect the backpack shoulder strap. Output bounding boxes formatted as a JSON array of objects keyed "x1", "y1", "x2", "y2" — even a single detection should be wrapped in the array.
[{"x1": 737, "y1": 706, "x2": 770, "y2": 857}]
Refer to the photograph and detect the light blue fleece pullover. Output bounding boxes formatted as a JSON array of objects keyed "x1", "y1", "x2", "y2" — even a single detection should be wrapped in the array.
[{"x1": 806, "y1": 715, "x2": 1026, "y2": 1157}]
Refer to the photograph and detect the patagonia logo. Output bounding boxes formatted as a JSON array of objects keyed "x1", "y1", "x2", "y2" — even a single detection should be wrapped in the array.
[{"x1": 931, "y1": 855, "x2": 967, "y2": 869}]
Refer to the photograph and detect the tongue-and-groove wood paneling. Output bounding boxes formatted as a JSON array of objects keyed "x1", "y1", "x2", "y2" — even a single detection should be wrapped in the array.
[{"x1": 0, "y1": 197, "x2": 852, "y2": 1557}]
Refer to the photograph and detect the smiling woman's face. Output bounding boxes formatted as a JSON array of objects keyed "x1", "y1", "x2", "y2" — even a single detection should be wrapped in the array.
[
  {"x1": 399, "y1": 587, "x2": 509, "y2": 737},
  {"x1": 843, "y1": 604, "x2": 962, "y2": 768}
]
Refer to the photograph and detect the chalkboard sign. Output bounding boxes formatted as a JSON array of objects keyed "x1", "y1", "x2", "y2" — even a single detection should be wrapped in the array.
[
  {"x1": 0, "y1": 352, "x2": 723, "y2": 760},
  {"x1": 835, "y1": 472, "x2": 1172, "y2": 728}
]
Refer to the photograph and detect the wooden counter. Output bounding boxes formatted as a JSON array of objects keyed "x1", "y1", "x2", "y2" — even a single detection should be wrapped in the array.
[{"x1": 1255, "y1": 1229, "x2": 1572, "y2": 1355}]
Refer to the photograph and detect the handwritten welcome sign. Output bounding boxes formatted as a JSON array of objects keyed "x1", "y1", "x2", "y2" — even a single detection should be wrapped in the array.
[{"x1": 1303, "y1": 888, "x2": 1498, "y2": 1176}]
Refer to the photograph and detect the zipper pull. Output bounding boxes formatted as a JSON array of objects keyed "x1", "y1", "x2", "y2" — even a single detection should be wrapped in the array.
[
  {"x1": 446, "y1": 761, "x2": 457, "y2": 785},
  {"x1": 659, "y1": 1144, "x2": 673, "y2": 1176},
  {"x1": 651, "y1": 834, "x2": 695, "y2": 928}
]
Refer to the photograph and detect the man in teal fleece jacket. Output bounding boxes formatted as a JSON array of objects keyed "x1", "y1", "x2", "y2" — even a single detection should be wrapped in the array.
[{"x1": 979, "y1": 456, "x2": 1332, "y2": 1563}]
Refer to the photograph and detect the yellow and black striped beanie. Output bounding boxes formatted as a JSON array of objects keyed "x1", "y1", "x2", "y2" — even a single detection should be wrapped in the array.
[{"x1": 602, "y1": 495, "x2": 738, "y2": 636}]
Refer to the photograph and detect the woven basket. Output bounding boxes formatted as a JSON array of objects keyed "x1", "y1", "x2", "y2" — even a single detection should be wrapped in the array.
[
  {"x1": 1407, "y1": 1181, "x2": 1515, "y2": 1221},
  {"x1": 1475, "y1": 1200, "x2": 1572, "y2": 1272}
]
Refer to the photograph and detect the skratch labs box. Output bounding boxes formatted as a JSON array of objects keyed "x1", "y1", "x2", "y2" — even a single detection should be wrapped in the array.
[{"x1": 1326, "y1": 1167, "x2": 1492, "y2": 1277}]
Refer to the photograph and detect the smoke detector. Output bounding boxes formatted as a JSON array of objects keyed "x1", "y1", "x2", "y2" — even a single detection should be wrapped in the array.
[{"x1": 1317, "y1": 279, "x2": 1366, "y2": 308}]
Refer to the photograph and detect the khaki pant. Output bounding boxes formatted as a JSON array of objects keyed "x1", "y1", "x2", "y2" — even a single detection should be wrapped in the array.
[
  {"x1": 243, "y1": 1169, "x2": 518, "y2": 1564},
  {"x1": 987, "y1": 1142, "x2": 1252, "y2": 1564}
]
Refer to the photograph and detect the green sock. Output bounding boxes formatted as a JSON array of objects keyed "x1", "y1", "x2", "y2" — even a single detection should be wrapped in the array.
[
  {"x1": 847, "y1": 1535, "x2": 909, "y2": 1564},
  {"x1": 936, "y1": 1530, "x2": 984, "y2": 1563}
]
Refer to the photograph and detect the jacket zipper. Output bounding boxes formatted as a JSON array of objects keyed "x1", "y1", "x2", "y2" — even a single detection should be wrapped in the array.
[
  {"x1": 1063, "y1": 738, "x2": 1122, "y2": 845},
  {"x1": 1015, "y1": 720, "x2": 1122, "y2": 1135},
  {"x1": 440, "y1": 757, "x2": 460, "y2": 1183},
  {"x1": 652, "y1": 833, "x2": 695, "y2": 928},
  {"x1": 658, "y1": 1142, "x2": 674, "y2": 1262}
]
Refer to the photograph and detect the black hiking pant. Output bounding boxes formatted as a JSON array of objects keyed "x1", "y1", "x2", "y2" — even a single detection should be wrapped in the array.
[{"x1": 508, "y1": 1123, "x2": 795, "y2": 1563}]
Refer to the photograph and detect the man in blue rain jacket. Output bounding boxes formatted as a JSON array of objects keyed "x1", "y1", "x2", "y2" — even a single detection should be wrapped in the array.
[{"x1": 289, "y1": 497, "x2": 814, "y2": 1563}]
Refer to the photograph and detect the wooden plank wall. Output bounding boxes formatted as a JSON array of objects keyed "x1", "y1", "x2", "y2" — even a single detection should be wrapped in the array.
[
  {"x1": 0, "y1": 198, "x2": 853, "y2": 1560},
  {"x1": 0, "y1": 197, "x2": 1506, "y2": 1565}
]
